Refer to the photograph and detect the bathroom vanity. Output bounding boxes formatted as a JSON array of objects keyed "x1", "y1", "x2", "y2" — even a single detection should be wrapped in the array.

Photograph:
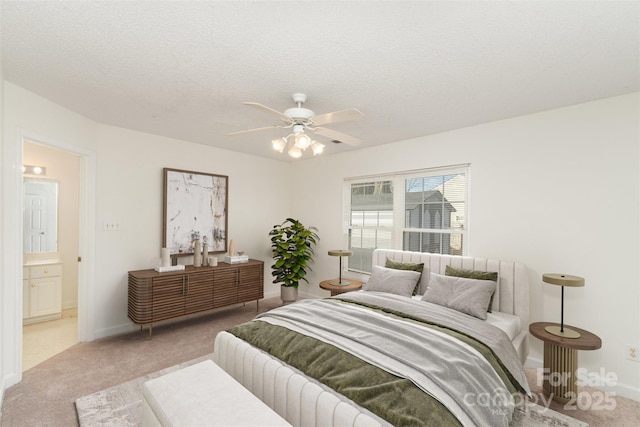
[{"x1": 23, "y1": 260, "x2": 63, "y2": 324}]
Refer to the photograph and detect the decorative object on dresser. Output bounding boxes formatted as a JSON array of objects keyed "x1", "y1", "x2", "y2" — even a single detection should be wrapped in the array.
[
  {"x1": 327, "y1": 249, "x2": 353, "y2": 286},
  {"x1": 163, "y1": 168, "x2": 228, "y2": 262},
  {"x1": 193, "y1": 236, "x2": 202, "y2": 267},
  {"x1": 154, "y1": 264, "x2": 185, "y2": 273},
  {"x1": 269, "y1": 218, "x2": 319, "y2": 303},
  {"x1": 156, "y1": 245, "x2": 185, "y2": 271},
  {"x1": 128, "y1": 259, "x2": 263, "y2": 338},
  {"x1": 225, "y1": 255, "x2": 249, "y2": 264},
  {"x1": 161, "y1": 247, "x2": 171, "y2": 267},
  {"x1": 542, "y1": 273, "x2": 585, "y2": 338},
  {"x1": 529, "y1": 322, "x2": 602, "y2": 403},
  {"x1": 201, "y1": 236, "x2": 209, "y2": 266},
  {"x1": 224, "y1": 240, "x2": 249, "y2": 264}
]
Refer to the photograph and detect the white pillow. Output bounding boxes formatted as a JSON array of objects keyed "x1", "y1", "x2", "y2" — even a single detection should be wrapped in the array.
[
  {"x1": 363, "y1": 266, "x2": 421, "y2": 297},
  {"x1": 421, "y1": 272, "x2": 496, "y2": 320}
]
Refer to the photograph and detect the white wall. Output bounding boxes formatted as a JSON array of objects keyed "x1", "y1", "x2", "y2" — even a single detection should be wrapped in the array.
[{"x1": 290, "y1": 93, "x2": 640, "y2": 400}]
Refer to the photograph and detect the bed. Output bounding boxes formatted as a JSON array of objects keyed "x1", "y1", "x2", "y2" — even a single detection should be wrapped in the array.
[{"x1": 213, "y1": 249, "x2": 530, "y2": 426}]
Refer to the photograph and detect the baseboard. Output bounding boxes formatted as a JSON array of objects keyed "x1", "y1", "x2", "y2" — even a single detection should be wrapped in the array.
[
  {"x1": 62, "y1": 300, "x2": 78, "y2": 310},
  {"x1": 526, "y1": 356, "x2": 640, "y2": 402},
  {"x1": 297, "y1": 290, "x2": 318, "y2": 299},
  {"x1": 93, "y1": 323, "x2": 139, "y2": 340},
  {"x1": 263, "y1": 290, "x2": 280, "y2": 300},
  {"x1": 1, "y1": 368, "x2": 21, "y2": 419},
  {"x1": 263, "y1": 290, "x2": 319, "y2": 300},
  {"x1": 614, "y1": 382, "x2": 640, "y2": 402}
]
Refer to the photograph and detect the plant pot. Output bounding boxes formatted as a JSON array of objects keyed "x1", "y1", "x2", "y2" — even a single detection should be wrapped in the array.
[{"x1": 280, "y1": 285, "x2": 298, "y2": 304}]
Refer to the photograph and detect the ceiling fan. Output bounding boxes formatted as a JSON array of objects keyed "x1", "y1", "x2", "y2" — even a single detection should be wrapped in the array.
[{"x1": 229, "y1": 93, "x2": 364, "y2": 158}]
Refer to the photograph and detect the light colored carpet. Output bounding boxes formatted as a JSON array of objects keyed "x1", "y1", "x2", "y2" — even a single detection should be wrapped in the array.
[{"x1": 76, "y1": 355, "x2": 588, "y2": 427}]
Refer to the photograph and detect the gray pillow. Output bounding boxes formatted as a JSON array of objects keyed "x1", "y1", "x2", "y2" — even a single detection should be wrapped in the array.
[
  {"x1": 363, "y1": 266, "x2": 421, "y2": 297},
  {"x1": 385, "y1": 258, "x2": 424, "y2": 295},
  {"x1": 421, "y1": 272, "x2": 496, "y2": 320},
  {"x1": 445, "y1": 265, "x2": 498, "y2": 312}
]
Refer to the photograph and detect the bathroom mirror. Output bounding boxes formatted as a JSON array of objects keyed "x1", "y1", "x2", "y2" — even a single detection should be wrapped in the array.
[{"x1": 23, "y1": 178, "x2": 59, "y2": 253}]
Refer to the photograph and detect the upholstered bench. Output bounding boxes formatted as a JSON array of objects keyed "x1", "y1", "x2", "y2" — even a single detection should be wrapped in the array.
[{"x1": 141, "y1": 359, "x2": 291, "y2": 427}]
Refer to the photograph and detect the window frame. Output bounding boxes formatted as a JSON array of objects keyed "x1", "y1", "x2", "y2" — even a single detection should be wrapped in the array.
[{"x1": 343, "y1": 164, "x2": 469, "y2": 276}]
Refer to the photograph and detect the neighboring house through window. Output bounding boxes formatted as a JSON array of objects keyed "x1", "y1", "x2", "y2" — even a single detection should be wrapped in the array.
[{"x1": 344, "y1": 164, "x2": 468, "y2": 274}]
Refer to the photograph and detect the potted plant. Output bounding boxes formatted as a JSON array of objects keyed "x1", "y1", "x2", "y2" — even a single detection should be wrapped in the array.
[{"x1": 269, "y1": 218, "x2": 319, "y2": 303}]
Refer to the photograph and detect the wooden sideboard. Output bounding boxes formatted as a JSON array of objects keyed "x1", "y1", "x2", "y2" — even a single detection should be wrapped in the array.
[{"x1": 128, "y1": 259, "x2": 264, "y2": 337}]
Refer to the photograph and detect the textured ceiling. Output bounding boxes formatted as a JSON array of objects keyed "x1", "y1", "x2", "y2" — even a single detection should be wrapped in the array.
[{"x1": 1, "y1": 1, "x2": 638, "y2": 162}]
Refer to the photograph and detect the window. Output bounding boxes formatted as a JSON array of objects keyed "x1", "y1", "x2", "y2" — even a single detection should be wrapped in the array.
[{"x1": 345, "y1": 165, "x2": 468, "y2": 273}]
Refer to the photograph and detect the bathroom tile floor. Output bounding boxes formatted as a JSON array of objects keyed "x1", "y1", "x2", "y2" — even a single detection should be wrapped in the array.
[{"x1": 22, "y1": 308, "x2": 78, "y2": 371}]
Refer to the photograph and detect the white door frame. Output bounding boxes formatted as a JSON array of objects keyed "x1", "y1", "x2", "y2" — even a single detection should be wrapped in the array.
[{"x1": 3, "y1": 129, "x2": 95, "y2": 388}]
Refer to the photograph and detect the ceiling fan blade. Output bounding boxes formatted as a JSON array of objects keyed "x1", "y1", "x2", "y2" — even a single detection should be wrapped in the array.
[
  {"x1": 312, "y1": 108, "x2": 364, "y2": 126},
  {"x1": 228, "y1": 125, "x2": 281, "y2": 136},
  {"x1": 312, "y1": 127, "x2": 362, "y2": 146},
  {"x1": 243, "y1": 102, "x2": 292, "y2": 123}
]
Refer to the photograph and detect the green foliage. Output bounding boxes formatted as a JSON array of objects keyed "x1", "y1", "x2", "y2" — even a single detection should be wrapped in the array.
[{"x1": 269, "y1": 218, "x2": 319, "y2": 288}]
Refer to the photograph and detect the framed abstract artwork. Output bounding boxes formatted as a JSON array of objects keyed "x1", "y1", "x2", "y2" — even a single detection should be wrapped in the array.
[{"x1": 163, "y1": 168, "x2": 228, "y2": 257}]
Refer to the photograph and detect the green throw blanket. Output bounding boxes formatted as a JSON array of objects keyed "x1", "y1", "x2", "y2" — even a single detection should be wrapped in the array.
[{"x1": 229, "y1": 321, "x2": 460, "y2": 426}]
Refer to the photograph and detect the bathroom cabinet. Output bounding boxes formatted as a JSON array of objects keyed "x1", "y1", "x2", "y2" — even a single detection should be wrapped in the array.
[{"x1": 23, "y1": 262, "x2": 63, "y2": 324}]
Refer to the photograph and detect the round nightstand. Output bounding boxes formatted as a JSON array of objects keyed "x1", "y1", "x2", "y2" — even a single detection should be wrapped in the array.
[
  {"x1": 319, "y1": 279, "x2": 363, "y2": 296},
  {"x1": 529, "y1": 322, "x2": 602, "y2": 403}
]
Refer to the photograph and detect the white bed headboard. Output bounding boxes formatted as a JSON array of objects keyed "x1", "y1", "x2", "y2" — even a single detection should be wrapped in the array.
[{"x1": 372, "y1": 249, "x2": 530, "y2": 336}]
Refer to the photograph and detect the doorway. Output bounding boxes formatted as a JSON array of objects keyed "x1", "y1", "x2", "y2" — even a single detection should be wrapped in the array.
[{"x1": 22, "y1": 139, "x2": 81, "y2": 371}]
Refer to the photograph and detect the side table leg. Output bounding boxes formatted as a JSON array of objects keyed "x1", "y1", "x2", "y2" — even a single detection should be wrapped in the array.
[{"x1": 543, "y1": 342, "x2": 578, "y2": 403}]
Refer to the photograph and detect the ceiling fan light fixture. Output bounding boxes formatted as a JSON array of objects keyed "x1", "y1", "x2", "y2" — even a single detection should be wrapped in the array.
[
  {"x1": 231, "y1": 93, "x2": 363, "y2": 159},
  {"x1": 294, "y1": 132, "x2": 312, "y2": 150},
  {"x1": 271, "y1": 137, "x2": 287, "y2": 153},
  {"x1": 311, "y1": 141, "x2": 325, "y2": 155},
  {"x1": 288, "y1": 145, "x2": 302, "y2": 158}
]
